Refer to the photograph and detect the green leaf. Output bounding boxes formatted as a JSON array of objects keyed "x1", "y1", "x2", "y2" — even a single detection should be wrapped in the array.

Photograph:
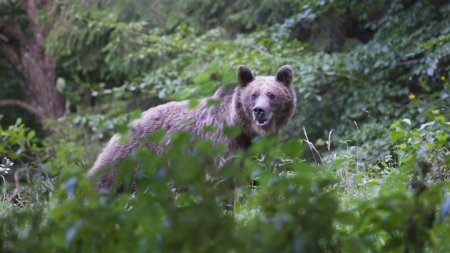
[
  {"x1": 220, "y1": 71, "x2": 235, "y2": 85},
  {"x1": 202, "y1": 125, "x2": 215, "y2": 133},
  {"x1": 436, "y1": 132, "x2": 446, "y2": 143},
  {"x1": 193, "y1": 71, "x2": 211, "y2": 84},
  {"x1": 223, "y1": 126, "x2": 241, "y2": 138},
  {"x1": 188, "y1": 99, "x2": 199, "y2": 109},
  {"x1": 391, "y1": 131, "x2": 404, "y2": 144},
  {"x1": 27, "y1": 130, "x2": 35, "y2": 142},
  {"x1": 390, "y1": 120, "x2": 400, "y2": 129},
  {"x1": 130, "y1": 110, "x2": 142, "y2": 120},
  {"x1": 178, "y1": 89, "x2": 192, "y2": 100},
  {"x1": 148, "y1": 128, "x2": 166, "y2": 144},
  {"x1": 337, "y1": 211, "x2": 358, "y2": 225},
  {"x1": 206, "y1": 98, "x2": 221, "y2": 107},
  {"x1": 199, "y1": 82, "x2": 216, "y2": 95},
  {"x1": 281, "y1": 139, "x2": 303, "y2": 158},
  {"x1": 56, "y1": 77, "x2": 66, "y2": 93}
]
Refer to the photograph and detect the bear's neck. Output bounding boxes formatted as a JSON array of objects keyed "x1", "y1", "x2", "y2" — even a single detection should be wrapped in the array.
[
  {"x1": 212, "y1": 86, "x2": 257, "y2": 140},
  {"x1": 230, "y1": 88, "x2": 257, "y2": 139}
]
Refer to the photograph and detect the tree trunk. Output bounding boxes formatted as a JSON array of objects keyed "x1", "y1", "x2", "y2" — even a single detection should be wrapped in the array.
[
  {"x1": 19, "y1": 44, "x2": 65, "y2": 119},
  {"x1": 0, "y1": 33, "x2": 65, "y2": 120},
  {"x1": 0, "y1": 0, "x2": 65, "y2": 120}
]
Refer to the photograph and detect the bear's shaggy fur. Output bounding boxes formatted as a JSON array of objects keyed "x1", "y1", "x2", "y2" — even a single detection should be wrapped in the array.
[{"x1": 87, "y1": 65, "x2": 296, "y2": 181}]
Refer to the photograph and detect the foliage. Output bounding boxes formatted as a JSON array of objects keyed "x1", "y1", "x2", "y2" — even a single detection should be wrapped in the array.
[
  {"x1": 1, "y1": 127, "x2": 449, "y2": 252},
  {"x1": 0, "y1": 118, "x2": 53, "y2": 207},
  {"x1": 0, "y1": 117, "x2": 41, "y2": 163},
  {"x1": 45, "y1": 0, "x2": 449, "y2": 162},
  {"x1": 391, "y1": 112, "x2": 449, "y2": 183},
  {"x1": 0, "y1": 59, "x2": 31, "y2": 127}
]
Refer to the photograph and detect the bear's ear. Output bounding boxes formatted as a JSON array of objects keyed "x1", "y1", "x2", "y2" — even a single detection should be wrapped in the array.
[
  {"x1": 276, "y1": 65, "x2": 294, "y2": 86},
  {"x1": 237, "y1": 65, "x2": 254, "y2": 87}
]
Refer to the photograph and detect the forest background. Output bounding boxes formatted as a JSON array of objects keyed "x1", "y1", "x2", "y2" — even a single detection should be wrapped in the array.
[{"x1": 0, "y1": 0, "x2": 449, "y2": 252}]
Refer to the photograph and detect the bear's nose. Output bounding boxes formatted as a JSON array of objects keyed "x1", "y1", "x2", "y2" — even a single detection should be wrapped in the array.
[{"x1": 253, "y1": 107, "x2": 265, "y2": 118}]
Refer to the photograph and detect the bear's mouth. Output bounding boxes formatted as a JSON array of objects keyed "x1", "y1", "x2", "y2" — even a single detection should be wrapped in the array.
[{"x1": 254, "y1": 117, "x2": 270, "y2": 127}]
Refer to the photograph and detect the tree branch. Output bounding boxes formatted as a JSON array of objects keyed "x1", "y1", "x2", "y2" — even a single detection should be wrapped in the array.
[
  {"x1": 0, "y1": 99, "x2": 44, "y2": 119},
  {"x1": 0, "y1": 42, "x2": 20, "y2": 67},
  {"x1": 0, "y1": 32, "x2": 8, "y2": 42},
  {"x1": 313, "y1": 69, "x2": 364, "y2": 83},
  {"x1": 40, "y1": 0, "x2": 58, "y2": 36},
  {"x1": 0, "y1": 22, "x2": 30, "y2": 46},
  {"x1": 22, "y1": 0, "x2": 45, "y2": 47}
]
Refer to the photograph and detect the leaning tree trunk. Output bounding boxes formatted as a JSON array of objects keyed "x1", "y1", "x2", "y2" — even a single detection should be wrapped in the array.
[
  {"x1": 19, "y1": 44, "x2": 65, "y2": 119},
  {"x1": 0, "y1": 0, "x2": 65, "y2": 120}
]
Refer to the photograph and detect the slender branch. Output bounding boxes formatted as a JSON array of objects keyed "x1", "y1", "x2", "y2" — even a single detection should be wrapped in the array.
[
  {"x1": 41, "y1": 0, "x2": 58, "y2": 36},
  {"x1": 0, "y1": 22, "x2": 30, "y2": 46},
  {"x1": 42, "y1": 0, "x2": 55, "y2": 7},
  {"x1": 7, "y1": 167, "x2": 28, "y2": 204},
  {"x1": 327, "y1": 129, "x2": 335, "y2": 151},
  {"x1": 313, "y1": 69, "x2": 364, "y2": 83},
  {"x1": 0, "y1": 43, "x2": 20, "y2": 67},
  {"x1": 399, "y1": 59, "x2": 421, "y2": 66},
  {"x1": 21, "y1": 0, "x2": 38, "y2": 21},
  {"x1": 21, "y1": 0, "x2": 45, "y2": 47},
  {"x1": 0, "y1": 32, "x2": 8, "y2": 42},
  {"x1": 0, "y1": 99, "x2": 44, "y2": 119},
  {"x1": 303, "y1": 126, "x2": 323, "y2": 165}
]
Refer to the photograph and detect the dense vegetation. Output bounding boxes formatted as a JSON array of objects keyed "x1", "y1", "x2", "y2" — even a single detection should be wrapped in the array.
[{"x1": 0, "y1": 0, "x2": 449, "y2": 252}]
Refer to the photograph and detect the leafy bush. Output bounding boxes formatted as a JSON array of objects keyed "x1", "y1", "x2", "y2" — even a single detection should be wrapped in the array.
[
  {"x1": 0, "y1": 118, "x2": 52, "y2": 207},
  {"x1": 1, "y1": 124, "x2": 449, "y2": 252},
  {"x1": 50, "y1": 0, "x2": 449, "y2": 163},
  {"x1": 0, "y1": 117, "x2": 40, "y2": 163},
  {"x1": 2, "y1": 132, "x2": 340, "y2": 252}
]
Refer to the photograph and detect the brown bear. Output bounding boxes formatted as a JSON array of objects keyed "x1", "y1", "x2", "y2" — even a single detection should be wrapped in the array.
[{"x1": 87, "y1": 65, "x2": 296, "y2": 183}]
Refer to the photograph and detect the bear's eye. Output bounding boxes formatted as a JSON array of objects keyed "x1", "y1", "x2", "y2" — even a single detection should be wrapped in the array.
[
  {"x1": 268, "y1": 93, "x2": 276, "y2": 100},
  {"x1": 251, "y1": 93, "x2": 258, "y2": 100}
]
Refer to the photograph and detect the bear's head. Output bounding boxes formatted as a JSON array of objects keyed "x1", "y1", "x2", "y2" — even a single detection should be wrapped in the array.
[{"x1": 236, "y1": 65, "x2": 296, "y2": 136}]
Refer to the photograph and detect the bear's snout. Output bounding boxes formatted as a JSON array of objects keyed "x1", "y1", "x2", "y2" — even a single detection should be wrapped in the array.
[
  {"x1": 252, "y1": 106, "x2": 272, "y2": 127},
  {"x1": 253, "y1": 107, "x2": 265, "y2": 118}
]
